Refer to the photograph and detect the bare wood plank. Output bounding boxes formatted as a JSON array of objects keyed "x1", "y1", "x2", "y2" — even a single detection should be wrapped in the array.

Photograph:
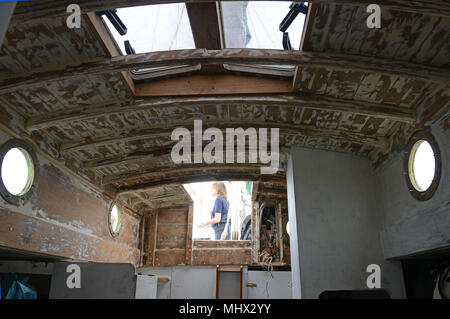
[
  {"x1": 135, "y1": 74, "x2": 293, "y2": 96},
  {"x1": 26, "y1": 93, "x2": 416, "y2": 132},
  {"x1": 193, "y1": 240, "x2": 252, "y2": 249},
  {"x1": 185, "y1": 205, "x2": 194, "y2": 265},
  {"x1": 60, "y1": 121, "x2": 388, "y2": 154},
  {"x1": 154, "y1": 249, "x2": 186, "y2": 266},
  {"x1": 186, "y1": 3, "x2": 221, "y2": 49},
  {"x1": 85, "y1": 12, "x2": 135, "y2": 95},
  {"x1": 186, "y1": 2, "x2": 224, "y2": 74},
  {"x1": 192, "y1": 248, "x2": 252, "y2": 265},
  {"x1": 117, "y1": 172, "x2": 287, "y2": 195},
  {"x1": 11, "y1": 0, "x2": 450, "y2": 23},
  {"x1": 0, "y1": 209, "x2": 140, "y2": 264},
  {"x1": 1, "y1": 49, "x2": 448, "y2": 94},
  {"x1": 104, "y1": 164, "x2": 263, "y2": 186},
  {"x1": 143, "y1": 211, "x2": 158, "y2": 266}
]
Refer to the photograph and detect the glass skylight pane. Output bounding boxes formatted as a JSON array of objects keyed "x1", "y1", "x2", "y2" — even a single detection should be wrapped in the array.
[
  {"x1": 103, "y1": 3, "x2": 195, "y2": 54},
  {"x1": 222, "y1": 1, "x2": 307, "y2": 50}
]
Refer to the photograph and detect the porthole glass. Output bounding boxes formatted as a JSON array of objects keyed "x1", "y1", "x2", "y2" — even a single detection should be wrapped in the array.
[
  {"x1": 286, "y1": 220, "x2": 290, "y2": 237},
  {"x1": 408, "y1": 140, "x2": 435, "y2": 192},
  {"x1": 0, "y1": 139, "x2": 38, "y2": 205},
  {"x1": 1, "y1": 147, "x2": 34, "y2": 196},
  {"x1": 404, "y1": 131, "x2": 441, "y2": 201},
  {"x1": 109, "y1": 204, "x2": 123, "y2": 237}
]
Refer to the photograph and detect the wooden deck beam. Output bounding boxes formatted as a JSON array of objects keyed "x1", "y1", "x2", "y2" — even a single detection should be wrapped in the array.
[
  {"x1": 26, "y1": 93, "x2": 416, "y2": 132},
  {"x1": 1, "y1": 49, "x2": 448, "y2": 94},
  {"x1": 59, "y1": 121, "x2": 388, "y2": 154},
  {"x1": 11, "y1": 0, "x2": 450, "y2": 22}
]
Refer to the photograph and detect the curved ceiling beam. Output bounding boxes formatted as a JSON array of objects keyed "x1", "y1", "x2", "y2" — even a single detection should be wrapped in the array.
[
  {"x1": 59, "y1": 121, "x2": 389, "y2": 154},
  {"x1": 26, "y1": 93, "x2": 415, "y2": 132},
  {"x1": 1, "y1": 49, "x2": 448, "y2": 94},
  {"x1": 11, "y1": 0, "x2": 450, "y2": 23}
]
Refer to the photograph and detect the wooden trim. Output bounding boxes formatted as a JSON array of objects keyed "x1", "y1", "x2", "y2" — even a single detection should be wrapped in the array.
[
  {"x1": 135, "y1": 74, "x2": 293, "y2": 96},
  {"x1": 104, "y1": 164, "x2": 263, "y2": 186},
  {"x1": 26, "y1": 93, "x2": 415, "y2": 132},
  {"x1": 11, "y1": 0, "x2": 450, "y2": 23},
  {"x1": 2, "y1": 49, "x2": 448, "y2": 94},
  {"x1": 293, "y1": 2, "x2": 318, "y2": 90},
  {"x1": 185, "y1": 205, "x2": 194, "y2": 265},
  {"x1": 186, "y1": 2, "x2": 221, "y2": 49},
  {"x1": 117, "y1": 174, "x2": 286, "y2": 195},
  {"x1": 85, "y1": 12, "x2": 135, "y2": 95}
]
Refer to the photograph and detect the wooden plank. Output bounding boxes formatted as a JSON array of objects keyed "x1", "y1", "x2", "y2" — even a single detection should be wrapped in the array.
[
  {"x1": 0, "y1": 209, "x2": 140, "y2": 264},
  {"x1": 117, "y1": 173, "x2": 286, "y2": 195},
  {"x1": 156, "y1": 224, "x2": 187, "y2": 249},
  {"x1": 193, "y1": 240, "x2": 252, "y2": 249},
  {"x1": 154, "y1": 249, "x2": 186, "y2": 266},
  {"x1": 143, "y1": 211, "x2": 158, "y2": 266},
  {"x1": 158, "y1": 208, "x2": 189, "y2": 224},
  {"x1": 135, "y1": 74, "x2": 293, "y2": 96},
  {"x1": 109, "y1": 164, "x2": 263, "y2": 186},
  {"x1": 85, "y1": 12, "x2": 135, "y2": 95},
  {"x1": 185, "y1": 205, "x2": 194, "y2": 265},
  {"x1": 11, "y1": 0, "x2": 450, "y2": 23},
  {"x1": 60, "y1": 121, "x2": 388, "y2": 154},
  {"x1": 186, "y1": 3, "x2": 221, "y2": 49},
  {"x1": 1, "y1": 49, "x2": 448, "y2": 94},
  {"x1": 192, "y1": 248, "x2": 252, "y2": 265},
  {"x1": 26, "y1": 93, "x2": 416, "y2": 132}
]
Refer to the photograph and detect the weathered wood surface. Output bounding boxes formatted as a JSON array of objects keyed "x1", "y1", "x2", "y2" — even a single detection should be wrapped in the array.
[
  {"x1": 192, "y1": 248, "x2": 253, "y2": 265},
  {"x1": 11, "y1": 0, "x2": 450, "y2": 23},
  {"x1": 0, "y1": 209, "x2": 140, "y2": 263},
  {"x1": 1, "y1": 49, "x2": 448, "y2": 94},
  {"x1": 26, "y1": 93, "x2": 415, "y2": 132}
]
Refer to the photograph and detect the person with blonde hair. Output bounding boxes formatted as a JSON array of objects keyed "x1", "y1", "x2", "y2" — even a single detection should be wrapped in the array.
[{"x1": 199, "y1": 182, "x2": 231, "y2": 240}]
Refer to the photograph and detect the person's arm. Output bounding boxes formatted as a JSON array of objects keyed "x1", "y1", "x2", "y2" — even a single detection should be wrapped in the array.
[
  {"x1": 200, "y1": 213, "x2": 221, "y2": 227},
  {"x1": 199, "y1": 198, "x2": 222, "y2": 228}
]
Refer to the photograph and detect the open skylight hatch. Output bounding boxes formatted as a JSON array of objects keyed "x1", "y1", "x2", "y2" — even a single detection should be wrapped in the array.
[
  {"x1": 100, "y1": 1, "x2": 309, "y2": 80},
  {"x1": 100, "y1": 3, "x2": 200, "y2": 80}
]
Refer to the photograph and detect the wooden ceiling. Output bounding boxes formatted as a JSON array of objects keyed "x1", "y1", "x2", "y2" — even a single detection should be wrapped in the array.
[{"x1": 0, "y1": 0, "x2": 449, "y2": 214}]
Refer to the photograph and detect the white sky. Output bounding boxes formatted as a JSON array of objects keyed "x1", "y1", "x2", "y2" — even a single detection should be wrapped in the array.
[{"x1": 103, "y1": 1, "x2": 307, "y2": 54}]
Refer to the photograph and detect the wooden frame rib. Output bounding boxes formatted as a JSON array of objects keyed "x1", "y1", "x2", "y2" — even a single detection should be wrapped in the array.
[
  {"x1": 26, "y1": 94, "x2": 415, "y2": 132},
  {"x1": 1, "y1": 49, "x2": 448, "y2": 95},
  {"x1": 11, "y1": 0, "x2": 450, "y2": 23}
]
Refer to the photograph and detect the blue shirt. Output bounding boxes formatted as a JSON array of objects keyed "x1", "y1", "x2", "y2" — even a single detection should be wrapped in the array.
[{"x1": 211, "y1": 197, "x2": 229, "y2": 224}]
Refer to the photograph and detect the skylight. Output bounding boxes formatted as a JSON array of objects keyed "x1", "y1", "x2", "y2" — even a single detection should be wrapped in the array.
[
  {"x1": 102, "y1": 3, "x2": 195, "y2": 54},
  {"x1": 221, "y1": 1, "x2": 307, "y2": 50}
]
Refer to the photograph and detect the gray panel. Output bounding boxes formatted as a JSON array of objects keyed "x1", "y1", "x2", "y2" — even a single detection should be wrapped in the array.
[
  {"x1": 49, "y1": 262, "x2": 136, "y2": 299},
  {"x1": 247, "y1": 271, "x2": 292, "y2": 299},
  {"x1": 287, "y1": 148, "x2": 406, "y2": 298},
  {"x1": 171, "y1": 266, "x2": 216, "y2": 299},
  {"x1": 135, "y1": 275, "x2": 158, "y2": 299}
]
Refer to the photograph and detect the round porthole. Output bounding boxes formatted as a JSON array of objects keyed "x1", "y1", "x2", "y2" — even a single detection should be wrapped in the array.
[
  {"x1": 0, "y1": 139, "x2": 38, "y2": 205},
  {"x1": 109, "y1": 203, "x2": 123, "y2": 237},
  {"x1": 286, "y1": 220, "x2": 291, "y2": 237},
  {"x1": 404, "y1": 130, "x2": 441, "y2": 201}
]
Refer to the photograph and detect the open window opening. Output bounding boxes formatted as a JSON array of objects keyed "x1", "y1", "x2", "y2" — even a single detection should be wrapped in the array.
[
  {"x1": 221, "y1": 1, "x2": 309, "y2": 77},
  {"x1": 183, "y1": 181, "x2": 253, "y2": 241},
  {"x1": 100, "y1": 3, "x2": 199, "y2": 79},
  {"x1": 98, "y1": 1, "x2": 309, "y2": 81}
]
